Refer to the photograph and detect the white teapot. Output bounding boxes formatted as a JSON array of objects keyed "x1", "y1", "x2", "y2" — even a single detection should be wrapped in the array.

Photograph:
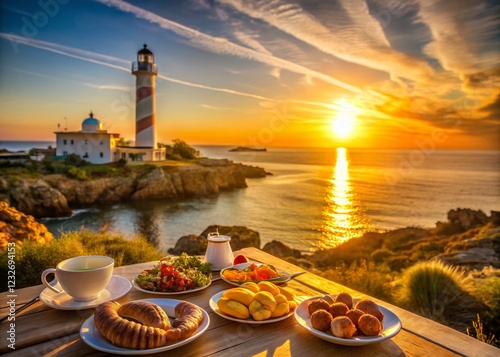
[{"x1": 204, "y1": 232, "x2": 234, "y2": 271}]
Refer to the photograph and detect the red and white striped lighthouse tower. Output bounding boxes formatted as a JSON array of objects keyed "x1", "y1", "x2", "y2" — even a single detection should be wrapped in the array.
[{"x1": 132, "y1": 44, "x2": 158, "y2": 148}]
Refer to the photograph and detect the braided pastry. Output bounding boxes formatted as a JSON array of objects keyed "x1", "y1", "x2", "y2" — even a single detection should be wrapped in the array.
[{"x1": 94, "y1": 300, "x2": 203, "y2": 349}]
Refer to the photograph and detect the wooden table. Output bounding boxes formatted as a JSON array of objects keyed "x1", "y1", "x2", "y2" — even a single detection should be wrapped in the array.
[{"x1": 1, "y1": 247, "x2": 498, "y2": 356}]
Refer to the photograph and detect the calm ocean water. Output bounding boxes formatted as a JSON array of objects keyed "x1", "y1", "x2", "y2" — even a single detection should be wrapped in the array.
[{"x1": 1, "y1": 141, "x2": 499, "y2": 252}]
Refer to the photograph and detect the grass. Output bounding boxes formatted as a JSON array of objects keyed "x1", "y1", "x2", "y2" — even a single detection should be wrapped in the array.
[
  {"x1": 317, "y1": 260, "x2": 397, "y2": 303},
  {"x1": 0, "y1": 229, "x2": 164, "y2": 292},
  {"x1": 395, "y1": 260, "x2": 482, "y2": 331}
]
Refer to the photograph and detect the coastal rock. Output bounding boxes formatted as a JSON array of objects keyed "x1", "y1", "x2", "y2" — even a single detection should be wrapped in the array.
[
  {"x1": 2, "y1": 161, "x2": 266, "y2": 218},
  {"x1": 447, "y1": 208, "x2": 489, "y2": 232},
  {"x1": 0, "y1": 201, "x2": 54, "y2": 249},
  {"x1": 434, "y1": 247, "x2": 499, "y2": 270},
  {"x1": 263, "y1": 240, "x2": 302, "y2": 259},
  {"x1": 170, "y1": 172, "x2": 184, "y2": 195},
  {"x1": 237, "y1": 163, "x2": 270, "y2": 178},
  {"x1": 132, "y1": 167, "x2": 177, "y2": 200},
  {"x1": 229, "y1": 146, "x2": 266, "y2": 152},
  {"x1": 490, "y1": 211, "x2": 500, "y2": 225},
  {"x1": 197, "y1": 158, "x2": 233, "y2": 166},
  {"x1": 438, "y1": 227, "x2": 500, "y2": 271},
  {"x1": 178, "y1": 166, "x2": 222, "y2": 196},
  {"x1": 48, "y1": 175, "x2": 136, "y2": 205},
  {"x1": 9, "y1": 179, "x2": 71, "y2": 218},
  {"x1": 198, "y1": 159, "x2": 268, "y2": 178},
  {"x1": 168, "y1": 234, "x2": 207, "y2": 255},
  {"x1": 200, "y1": 225, "x2": 261, "y2": 251}
]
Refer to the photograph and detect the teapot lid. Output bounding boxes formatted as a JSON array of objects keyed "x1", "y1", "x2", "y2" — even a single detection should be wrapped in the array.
[{"x1": 207, "y1": 233, "x2": 231, "y2": 243}]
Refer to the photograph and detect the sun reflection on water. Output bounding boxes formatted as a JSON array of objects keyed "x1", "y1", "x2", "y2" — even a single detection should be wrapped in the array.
[{"x1": 319, "y1": 147, "x2": 371, "y2": 249}]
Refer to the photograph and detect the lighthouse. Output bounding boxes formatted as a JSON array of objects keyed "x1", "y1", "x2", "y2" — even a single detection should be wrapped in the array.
[{"x1": 132, "y1": 44, "x2": 158, "y2": 148}]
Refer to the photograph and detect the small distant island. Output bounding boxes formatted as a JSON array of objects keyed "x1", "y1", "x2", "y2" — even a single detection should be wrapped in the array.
[{"x1": 229, "y1": 146, "x2": 267, "y2": 152}]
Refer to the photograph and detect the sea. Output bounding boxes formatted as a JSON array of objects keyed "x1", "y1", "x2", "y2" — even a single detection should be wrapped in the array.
[{"x1": 1, "y1": 141, "x2": 499, "y2": 253}]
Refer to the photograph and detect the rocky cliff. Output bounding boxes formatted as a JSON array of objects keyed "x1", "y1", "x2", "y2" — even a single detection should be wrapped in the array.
[
  {"x1": 0, "y1": 201, "x2": 54, "y2": 249},
  {"x1": 1, "y1": 159, "x2": 268, "y2": 218}
]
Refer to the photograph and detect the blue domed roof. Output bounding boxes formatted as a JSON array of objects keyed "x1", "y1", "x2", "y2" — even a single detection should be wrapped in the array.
[
  {"x1": 82, "y1": 117, "x2": 100, "y2": 125},
  {"x1": 81, "y1": 111, "x2": 103, "y2": 132},
  {"x1": 82, "y1": 111, "x2": 101, "y2": 125}
]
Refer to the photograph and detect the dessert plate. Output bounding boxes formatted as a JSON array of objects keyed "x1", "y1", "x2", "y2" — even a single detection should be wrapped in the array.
[
  {"x1": 80, "y1": 298, "x2": 210, "y2": 355},
  {"x1": 131, "y1": 277, "x2": 211, "y2": 295},
  {"x1": 294, "y1": 296, "x2": 402, "y2": 346},
  {"x1": 209, "y1": 290, "x2": 294, "y2": 324},
  {"x1": 39, "y1": 275, "x2": 131, "y2": 310}
]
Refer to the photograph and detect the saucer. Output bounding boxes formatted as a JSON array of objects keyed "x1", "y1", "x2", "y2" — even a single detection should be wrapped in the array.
[{"x1": 40, "y1": 275, "x2": 132, "y2": 310}]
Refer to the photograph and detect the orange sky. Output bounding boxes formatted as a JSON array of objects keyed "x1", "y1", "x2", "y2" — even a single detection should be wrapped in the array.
[{"x1": 0, "y1": 1, "x2": 499, "y2": 150}]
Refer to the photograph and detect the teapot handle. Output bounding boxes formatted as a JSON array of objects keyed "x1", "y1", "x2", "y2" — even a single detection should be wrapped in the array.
[{"x1": 207, "y1": 231, "x2": 219, "y2": 238}]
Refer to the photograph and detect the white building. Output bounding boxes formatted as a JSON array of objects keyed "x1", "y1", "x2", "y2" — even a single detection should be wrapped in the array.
[
  {"x1": 54, "y1": 44, "x2": 166, "y2": 164},
  {"x1": 55, "y1": 112, "x2": 120, "y2": 164}
]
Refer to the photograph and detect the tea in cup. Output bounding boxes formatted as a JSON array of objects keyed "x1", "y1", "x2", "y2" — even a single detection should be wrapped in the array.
[{"x1": 41, "y1": 255, "x2": 114, "y2": 301}]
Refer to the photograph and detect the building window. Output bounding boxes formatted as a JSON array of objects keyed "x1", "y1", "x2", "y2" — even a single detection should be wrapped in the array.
[
  {"x1": 85, "y1": 140, "x2": 88, "y2": 145},
  {"x1": 121, "y1": 153, "x2": 126, "y2": 158},
  {"x1": 70, "y1": 140, "x2": 74, "y2": 145},
  {"x1": 63, "y1": 139, "x2": 67, "y2": 145},
  {"x1": 83, "y1": 152, "x2": 89, "y2": 158},
  {"x1": 63, "y1": 151, "x2": 68, "y2": 156},
  {"x1": 100, "y1": 152, "x2": 104, "y2": 158},
  {"x1": 100, "y1": 140, "x2": 104, "y2": 145}
]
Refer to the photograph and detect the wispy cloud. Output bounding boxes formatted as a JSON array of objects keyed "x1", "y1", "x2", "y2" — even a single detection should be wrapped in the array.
[
  {"x1": 416, "y1": 0, "x2": 500, "y2": 91},
  {"x1": 8, "y1": 67, "x2": 130, "y2": 92},
  {"x1": 95, "y1": 0, "x2": 362, "y2": 93},
  {"x1": 83, "y1": 83, "x2": 131, "y2": 92},
  {"x1": 216, "y1": 0, "x2": 437, "y2": 84},
  {"x1": 1, "y1": 33, "x2": 130, "y2": 71},
  {"x1": 0, "y1": 33, "x2": 278, "y2": 102}
]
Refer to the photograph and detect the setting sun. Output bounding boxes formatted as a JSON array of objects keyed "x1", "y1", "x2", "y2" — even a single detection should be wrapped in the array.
[{"x1": 330, "y1": 98, "x2": 358, "y2": 139}]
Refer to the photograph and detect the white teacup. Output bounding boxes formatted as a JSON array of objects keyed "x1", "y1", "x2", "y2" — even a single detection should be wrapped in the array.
[{"x1": 41, "y1": 255, "x2": 114, "y2": 301}]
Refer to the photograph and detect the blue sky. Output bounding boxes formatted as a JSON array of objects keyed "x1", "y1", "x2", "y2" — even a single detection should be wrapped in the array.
[{"x1": 0, "y1": 0, "x2": 499, "y2": 149}]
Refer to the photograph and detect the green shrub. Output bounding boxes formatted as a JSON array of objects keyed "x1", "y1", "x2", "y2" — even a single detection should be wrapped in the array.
[
  {"x1": 66, "y1": 166, "x2": 89, "y2": 180},
  {"x1": 432, "y1": 221, "x2": 462, "y2": 236},
  {"x1": 64, "y1": 153, "x2": 83, "y2": 166},
  {"x1": 470, "y1": 273, "x2": 500, "y2": 342},
  {"x1": 117, "y1": 158, "x2": 128, "y2": 167},
  {"x1": 0, "y1": 236, "x2": 85, "y2": 291},
  {"x1": 371, "y1": 248, "x2": 393, "y2": 263},
  {"x1": 318, "y1": 260, "x2": 396, "y2": 302},
  {"x1": 62, "y1": 230, "x2": 164, "y2": 266},
  {"x1": 387, "y1": 255, "x2": 411, "y2": 271},
  {"x1": 396, "y1": 260, "x2": 481, "y2": 330},
  {"x1": 49, "y1": 161, "x2": 68, "y2": 174},
  {"x1": 0, "y1": 230, "x2": 164, "y2": 291},
  {"x1": 167, "y1": 153, "x2": 183, "y2": 161},
  {"x1": 171, "y1": 138, "x2": 199, "y2": 159}
]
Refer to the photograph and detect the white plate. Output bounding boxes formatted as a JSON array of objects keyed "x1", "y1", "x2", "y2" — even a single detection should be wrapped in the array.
[
  {"x1": 294, "y1": 296, "x2": 402, "y2": 346},
  {"x1": 80, "y1": 298, "x2": 210, "y2": 355},
  {"x1": 209, "y1": 290, "x2": 294, "y2": 324},
  {"x1": 220, "y1": 262, "x2": 292, "y2": 287},
  {"x1": 132, "y1": 276, "x2": 211, "y2": 295},
  {"x1": 40, "y1": 275, "x2": 131, "y2": 310}
]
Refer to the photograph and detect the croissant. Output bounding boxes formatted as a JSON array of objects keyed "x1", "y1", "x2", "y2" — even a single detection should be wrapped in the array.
[{"x1": 94, "y1": 300, "x2": 203, "y2": 349}]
